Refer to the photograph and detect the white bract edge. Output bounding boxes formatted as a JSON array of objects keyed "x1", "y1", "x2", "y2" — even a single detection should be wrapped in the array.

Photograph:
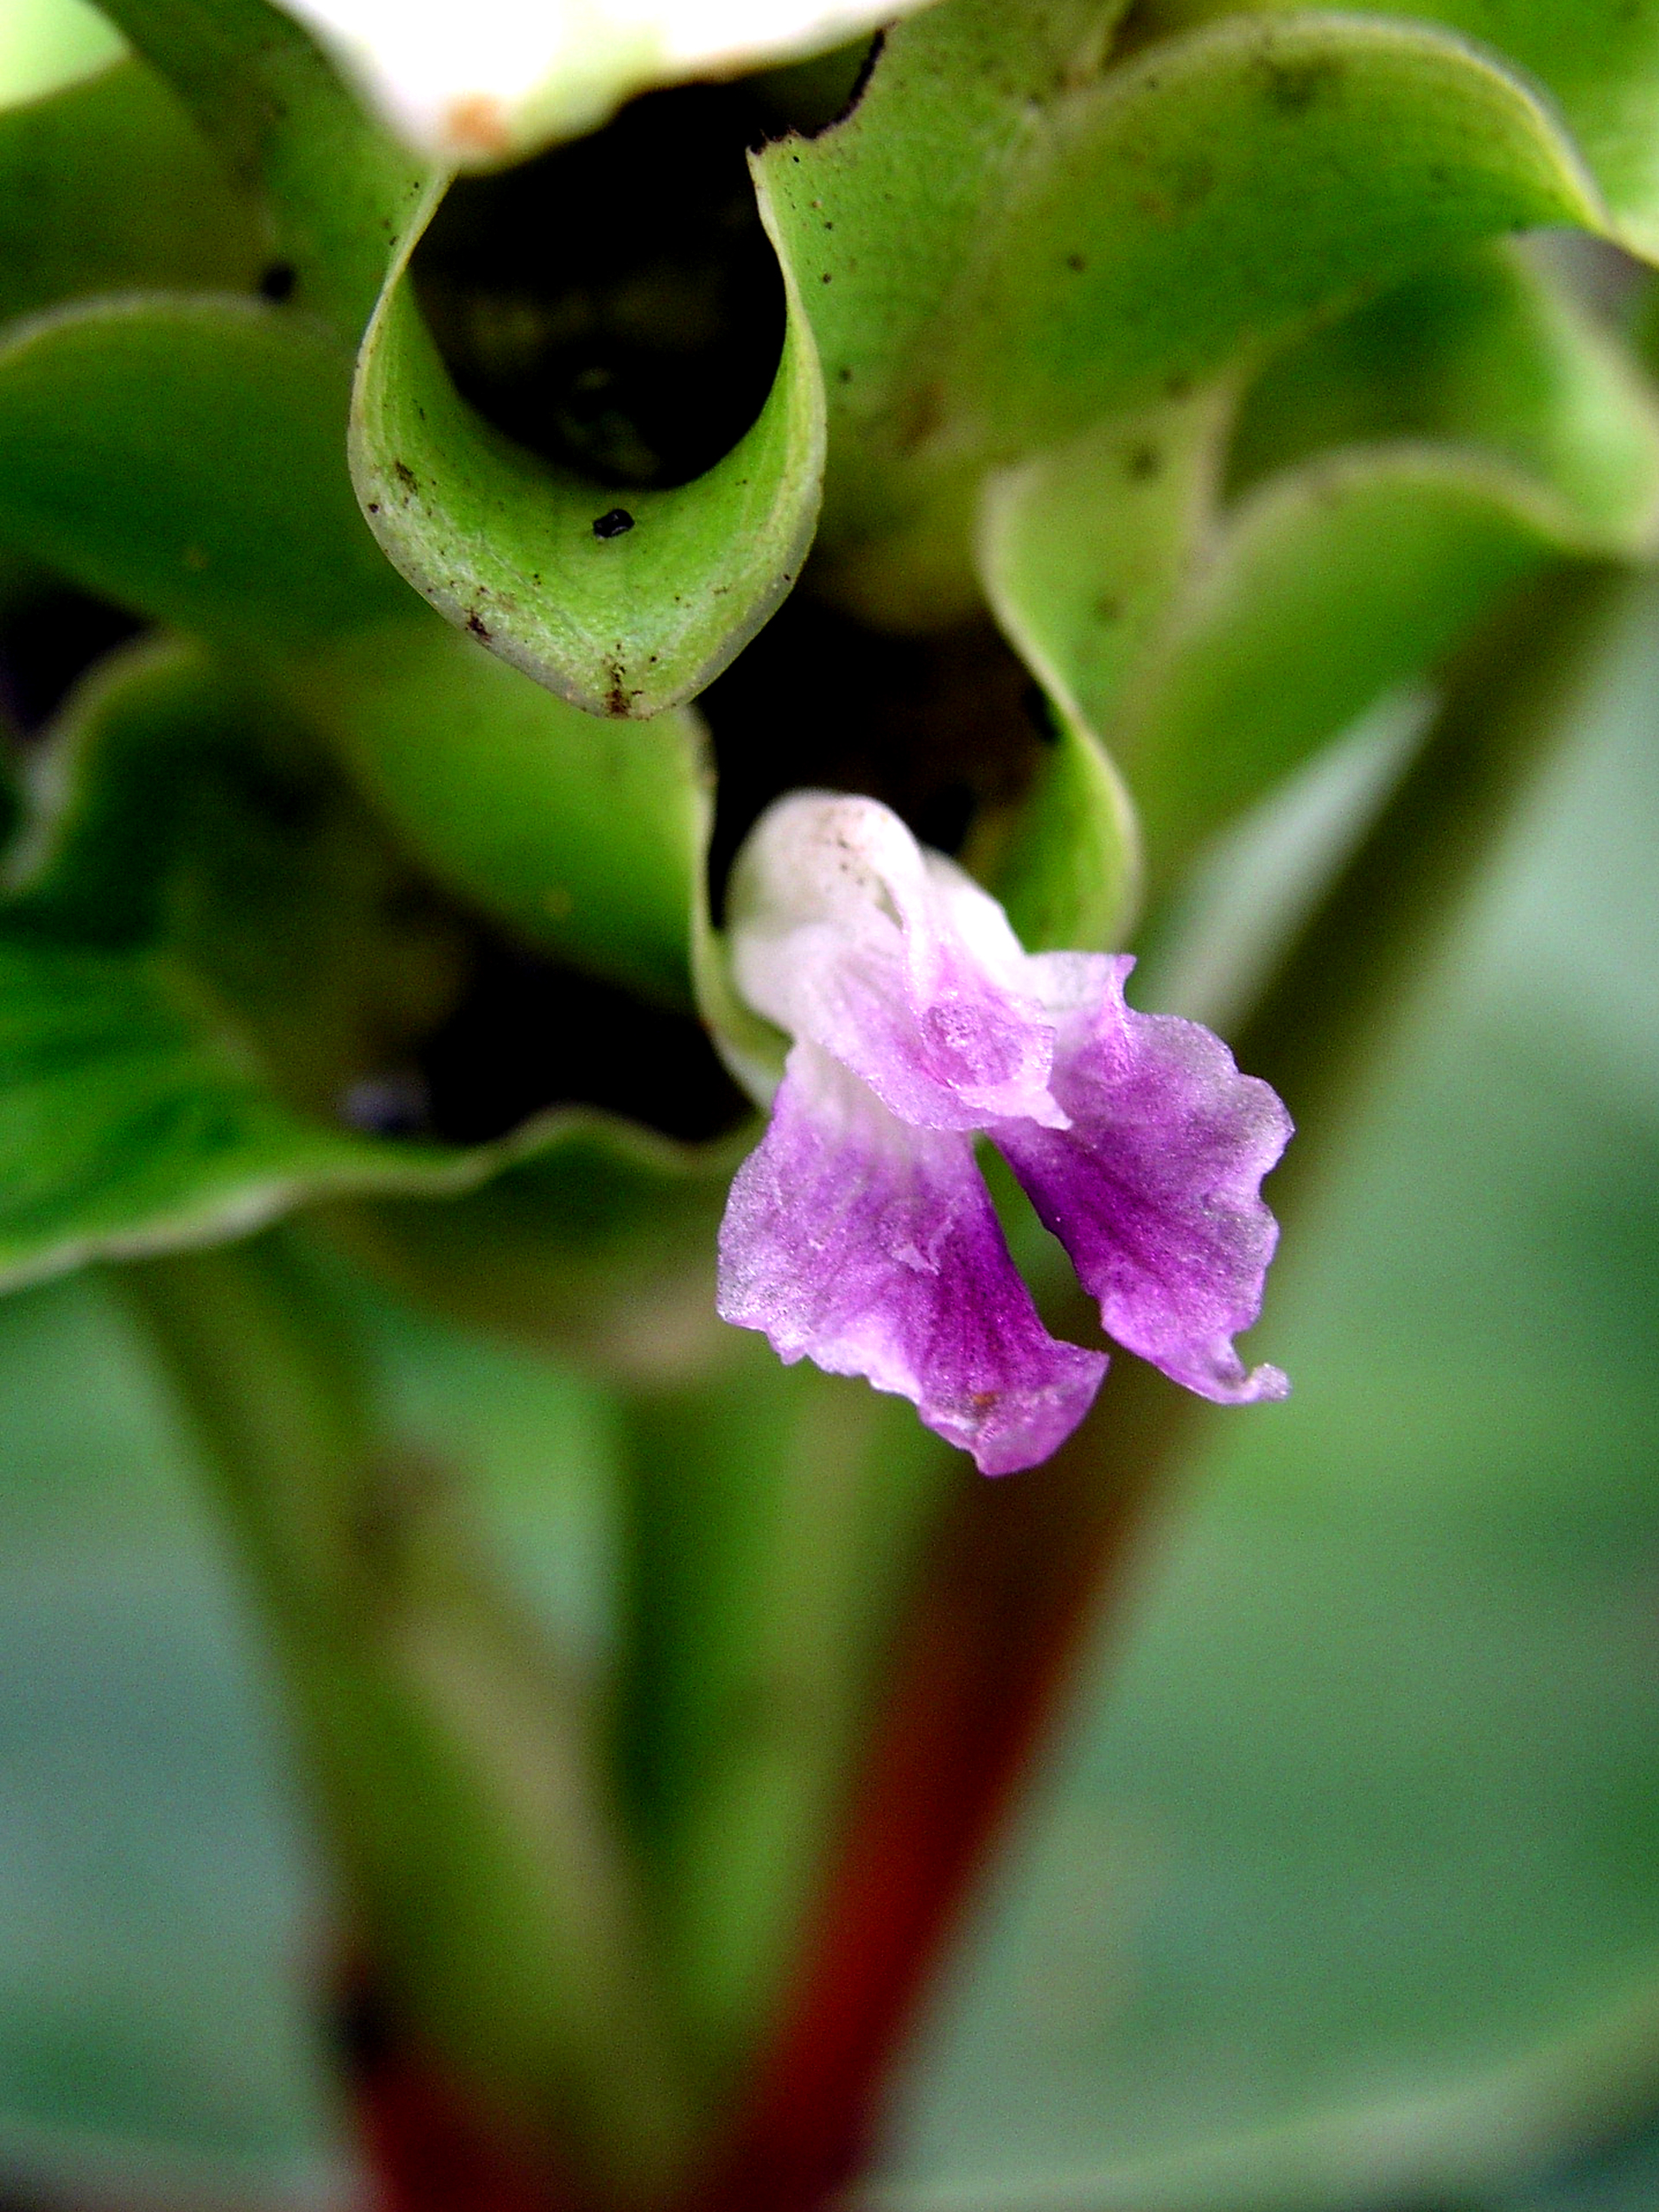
[{"x1": 272, "y1": 0, "x2": 936, "y2": 166}]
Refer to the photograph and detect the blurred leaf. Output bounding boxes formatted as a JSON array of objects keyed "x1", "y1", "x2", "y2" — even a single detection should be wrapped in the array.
[
  {"x1": 0, "y1": 635, "x2": 730, "y2": 1307},
  {"x1": 0, "y1": 298, "x2": 709, "y2": 1001},
  {"x1": 323, "y1": 1122, "x2": 740, "y2": 1379},
  {"x1": 965, "y1": 703, "x2": 1143, "y2": 955},
  {"x1": 0, "y1": 60, "x2": 263, "y2": 329},
  {"x1": 1122, "y1": 454, "x2": 1573, "y2": 880},
  {"x1": 349, "y1": 191, "x2": 825, "y2": 718},
  {"x1": 296, "y1": 621, "x2": 709, "y2": 1004},
  {"x1": 94, "y1": 0, "x2": 428, "y2": 338},
  {"x1": 983, "y1": 244, "x2": 1659, "y2": 887},
  {"x1": 0, "y1": 0, "x2": 125, "y2": 109},
  {"x1": 6, "y1": 634, "x2": 467, "y2": 1115},
  {"x1": 0, "y1": 931, "x2": 427, "y2": 1291},
  {"x1": 0, "y1": 295, "x2": 409, "y2": 647},
  {"x1": 1229, "y1": 240, "x2": 1659, "y2": 540},
  {"x1": 1135, "y1": 0, "x2": 1659, "y2": 260},
  {"x1": 977, "y1": 391, "x2": 1226, "y2": 740}
]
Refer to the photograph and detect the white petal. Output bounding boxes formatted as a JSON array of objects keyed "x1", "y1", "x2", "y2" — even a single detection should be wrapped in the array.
[
  {"x1": 272, "y1": 0, "x2": 937, "y2": 167},
  {"x1": 726, "y1": 790, "x2": 1068, "y2": 1131}
]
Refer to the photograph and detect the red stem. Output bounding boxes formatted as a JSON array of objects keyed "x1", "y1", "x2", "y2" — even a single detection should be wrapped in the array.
[
  {"x1": 340, "y1": 1971, "x2": 583, "y2": 2212},
  {"x1": 697, "y1": 1354, "x2": 1193, "y2": 2212}
]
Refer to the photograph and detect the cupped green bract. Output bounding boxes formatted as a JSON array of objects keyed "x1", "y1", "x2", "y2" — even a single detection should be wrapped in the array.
[{"x1": 349, "y1": 184, "x2": 826, "y2": 720}]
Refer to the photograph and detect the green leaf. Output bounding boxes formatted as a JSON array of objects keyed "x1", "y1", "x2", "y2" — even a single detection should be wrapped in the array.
[
  {"x1": 977, "y1": 391, "x2": 1229, "y2": 739},
  {"x1": 950, "y1": 15, "x2": 1602, "y2": 454},
  {"x1": 348, "y1": 189, "x2": 826, "y2": 718},
  {"x1": 0, "y1": 0, "x2": 125, "y2": 110},
  {"x1": 1135, "y1": 0, "x2": 1659, "y2": 260},
  {"x1": 0, "y1": 295, "x2": 410, "y2": 647},
  {"x1": 1229, "y1": 240, "x2": 1659, "y2": 548},
  {"x1": 0, "y1": 59, "x2": 264, "y2": 328},
  {"x1": 322, "y1": 1122, "x2": 741, "y2": 1378},
  {"x1": 92, "y1": 0, "x2": 428, "y2": 338},
  {"x1": 0, "y1": 932, "x2": 427, "y2": 1290},
  {"x1": 7, "y1": 634, "x2": 472, "y2": 1119},
  {"x1": 967, "y1": 703, "x2": 1143, "y2": 954},
  {"x1": 760, "y1": 2, "x2": 1606, "y2": 612},
  {"x1": 0, "y1": 296, "x2": 709, "y2": 1002},
  {"x1": 0, "y1": 633, "x2": 731, "y2": 1309},
  {"x1": 295, "y1": 620, "x2": 709, "y2": 1006},
  {"x1": 1120, "y1": 451, "x2": 1568, "y2": 878},
  {"x1": 981, "y1": 244, "x2": 1659, "y2": 887},
  {"x1": 755, "y1": 0, "x2": 1138, "y2": 554}
]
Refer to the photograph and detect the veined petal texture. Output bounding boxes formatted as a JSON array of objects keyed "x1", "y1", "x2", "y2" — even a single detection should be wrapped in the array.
[
  {"x1": 716, "y1": 1042, "x2": 1107, "y2": 1475},
  {"x1": 995, "y1": 954, "x2": 1292, "y2": 1405},
  {"x1": 728, "y1": 790, "x2": 1067, "y2": 1129}
]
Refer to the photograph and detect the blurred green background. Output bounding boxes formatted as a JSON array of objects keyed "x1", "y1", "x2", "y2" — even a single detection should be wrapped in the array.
[{"x1": 6, "y1": 588, "x2": 1659, "y2": 2212}]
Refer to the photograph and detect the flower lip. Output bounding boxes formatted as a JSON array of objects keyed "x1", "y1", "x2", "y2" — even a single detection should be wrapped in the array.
[
  {"x1": 715, "y1": 793, "x2": 1293, "y2": 1472},
  {"x1": 728, "y1": 790, "x2": 1070, "y2": 1131}
]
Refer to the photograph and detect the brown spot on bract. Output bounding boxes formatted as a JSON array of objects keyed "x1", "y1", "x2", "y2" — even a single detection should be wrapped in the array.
[
  {"x1": 1065, "y1": 251, "x2": 1086, "y2": 273},
  {"x1": 446, "y1": 93, "x2": 512, "y2": 156},
  {"x1": 1127, "y1": 444, "x2": 1160, "y2": 480},
  {"x1": 393, "y1": 459, "x2": 418, "y2": 492},
  {"x1": 898, "y1": 379, "x2": 945, "y2": 454},
  {"x1": 466, "y1": 611, "x2": 491, "y2": 639},
  {"x1": 1259, "y1": 52, "x2": 1343, "y2": 114}
]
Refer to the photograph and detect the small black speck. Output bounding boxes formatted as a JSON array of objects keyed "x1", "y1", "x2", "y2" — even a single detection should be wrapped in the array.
[
  {"x1": 365, "y1": 501, "x2": 380, "y2": 515},
  {"x1": 1065, "y1": 252, "x2": 1086, "y2": 273},
  {"x1": 838, "y1": 365, "x2": 853, "y2": 384},
  {"x1": 257, "y1": 260, "x2": 297, "y2": 302},
  {"x1": 392, "y1": 459, "x2": 417, "y2": 492},
  {"x1": 593, "y1": 507, "x2": 635, "y2": 539},
  {"x1": 466, "y1": 610, "x2": 491, "y2": 638},
  {"x1": 821, "y1": 270, "x2": 833, "y2": 283}
]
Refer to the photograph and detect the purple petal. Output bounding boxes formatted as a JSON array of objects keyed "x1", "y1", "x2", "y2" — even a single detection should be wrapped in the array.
[
  {"x1": 728, "y1": 793, "x2": 1067, "y2": 1131},
  {"x1": 717, "y1": 1044, "x2": 1107, "y2": 1475},
  {"x1": 993, "y1": 957, "x2": 1292, "y2": 1404}
]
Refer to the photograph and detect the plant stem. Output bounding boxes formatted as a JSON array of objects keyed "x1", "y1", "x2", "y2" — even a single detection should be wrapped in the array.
[
  {"x1": 118, "y1": 1230, "x2": 697, "y2": 2212},
  {"x1": 615, "y1": 1332, "x2": 954, "y2": 2085},
  {"x1": 698, "y1": 560, "x2": 1633, "y2": 2212}
]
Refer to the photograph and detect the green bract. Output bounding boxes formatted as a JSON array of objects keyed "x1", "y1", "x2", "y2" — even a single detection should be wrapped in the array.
[{"x1": 351, "y1": 186, "x2": 825, "y2": 719}]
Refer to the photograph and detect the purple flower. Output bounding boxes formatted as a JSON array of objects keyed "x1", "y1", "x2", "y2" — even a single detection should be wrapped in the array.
[{"x1": 715, "y1": 794, "x2": 1291, "y2": 1475}]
